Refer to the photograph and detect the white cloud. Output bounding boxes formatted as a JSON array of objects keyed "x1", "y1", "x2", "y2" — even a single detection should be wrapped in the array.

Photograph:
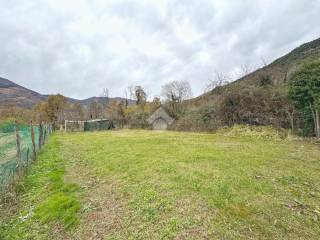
[{"x1": 0, "y1": 0, "x2": 319, "y2": 99}]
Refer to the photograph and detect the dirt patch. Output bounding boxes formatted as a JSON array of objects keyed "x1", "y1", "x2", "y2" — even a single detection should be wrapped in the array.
[
  {"x1": 64, "y1": 154, "x2": 128, "y2": 240},
  {"x1": 75, "y1": 181, "x2": 127, "y2": 239}
]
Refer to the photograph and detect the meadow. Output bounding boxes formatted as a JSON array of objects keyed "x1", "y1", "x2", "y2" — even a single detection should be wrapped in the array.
[{"x1": 1, "y1": 129, "x2": 320, "y2": 239}]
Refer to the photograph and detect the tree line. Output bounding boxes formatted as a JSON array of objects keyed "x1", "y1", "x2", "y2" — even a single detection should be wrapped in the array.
[{"x1": 1, "y1": 61, "x2": 319, "y2": 138}]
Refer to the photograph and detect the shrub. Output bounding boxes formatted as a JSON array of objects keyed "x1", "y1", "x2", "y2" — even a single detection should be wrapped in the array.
[
  {"x1": 258, "y1": 74, "x2": 272, "y2": 87},
  {"x1": 217, "y1": 86, "x2": 292, "y2": 128},
  {"x1": 170, "y1": 105, "x2": 218, "y2": 132}
]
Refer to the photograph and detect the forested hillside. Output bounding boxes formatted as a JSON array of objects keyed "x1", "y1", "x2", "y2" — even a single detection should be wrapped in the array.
[{"x1": 172, "y1": 38, "x2": 320, "y2": 135}]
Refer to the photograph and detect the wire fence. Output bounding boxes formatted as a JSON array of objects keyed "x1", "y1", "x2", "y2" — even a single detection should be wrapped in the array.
[{"x1": 0, "y1": 122, "x2": 52, "y2": 197}]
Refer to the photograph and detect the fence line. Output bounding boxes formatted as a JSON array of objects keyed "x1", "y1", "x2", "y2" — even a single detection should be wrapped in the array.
[{"x1": 0, "y1": 122, "x2": 53, "y2": 199}]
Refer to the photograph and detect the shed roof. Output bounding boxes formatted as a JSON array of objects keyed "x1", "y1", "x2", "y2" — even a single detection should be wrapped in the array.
[{"x1": 147, "y1": 107, "x2": 174, "y2": 125}]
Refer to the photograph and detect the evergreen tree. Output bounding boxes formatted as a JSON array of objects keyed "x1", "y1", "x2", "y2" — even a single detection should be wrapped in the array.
[{"x1": 289, "y1": 61, "x2": 320, "y2": 138}]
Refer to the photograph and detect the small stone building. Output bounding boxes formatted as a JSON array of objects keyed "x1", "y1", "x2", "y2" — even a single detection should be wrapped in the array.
[{"x1": 147, "y1": 107, "x2": 174, "y2": 130}]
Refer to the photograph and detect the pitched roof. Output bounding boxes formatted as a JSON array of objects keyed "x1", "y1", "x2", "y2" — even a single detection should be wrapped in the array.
[{"x1": 147, "y1": 107, "x2": 174, "y2": 125}]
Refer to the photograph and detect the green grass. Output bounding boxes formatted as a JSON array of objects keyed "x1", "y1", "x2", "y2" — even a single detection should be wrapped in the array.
[
  {"x1": 0, "y1": 135, "x2": 81, "y2": 239},
  {"x1": 1, "y1": 129, "x2": 320, "y2": 239}
]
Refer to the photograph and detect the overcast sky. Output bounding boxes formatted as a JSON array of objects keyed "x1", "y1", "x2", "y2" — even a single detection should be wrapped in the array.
[{"x1": 1, "y1": 0, "x2": 320, "y2": 99}]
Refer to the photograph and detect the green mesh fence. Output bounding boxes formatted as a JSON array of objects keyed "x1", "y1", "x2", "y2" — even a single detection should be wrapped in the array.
[
  {"x1": 0, "y1": 123, "x2": 52, "y2": 195},
  {"x1": 83, "y1": 119, "x2": 114, "y2": 131}
]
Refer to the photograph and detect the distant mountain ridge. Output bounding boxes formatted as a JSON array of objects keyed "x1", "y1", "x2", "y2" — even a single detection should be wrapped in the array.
[{"x1": 0, "y1": 77, "x2": 135, "y2": 108}]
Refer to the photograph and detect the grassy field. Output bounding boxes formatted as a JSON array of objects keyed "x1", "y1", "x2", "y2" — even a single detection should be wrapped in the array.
[{"x1": 1, "y1": 129, "x2": 320, "y2": 239}]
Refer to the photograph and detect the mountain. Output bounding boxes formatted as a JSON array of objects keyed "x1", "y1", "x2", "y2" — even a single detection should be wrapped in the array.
[
  {"x1": 0, "y1": 78, "x2": 134, "y2": 108},
  {"x1": 192, "y1": 37, "x2": 320, "y2": 105},
  {"x1": 0, "y1": 77, "x2": 46, "y2": 108},
  {"x1": 71, "y1": 96, "x2": 135, "y2": 107},
  {"x1": 237, "y1": 37, "x2": 320, "y2": 85}
]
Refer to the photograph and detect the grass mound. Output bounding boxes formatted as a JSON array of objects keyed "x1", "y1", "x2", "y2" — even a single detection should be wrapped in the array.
[{"x1": 218, "y1": 124, "x2": 287, "y2": 140}]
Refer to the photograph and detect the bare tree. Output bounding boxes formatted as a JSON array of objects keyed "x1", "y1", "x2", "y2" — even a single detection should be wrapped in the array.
[
  {"x1": 100, "y1": 88, "x2": 109, "y2": 107},
  {"x1": 73, "y1": 103, "x2": 84, "y2": 120},
  {"x1": 107, "y1": 101, "x2": 125, "y2": 125},
  {"x1": 127, "y1": 86, "x2": 135, "y2": 100},
  {"x1": 162, "y1": 80, "x2": 192, "y2": 103},
  {"x1": 240, "y1": 63, "x2": 253, "y2": 77},
  {"x1": 205, "y1": 71, "x2": 231, "y2": 93},
  {"x1": 240, "y1": 61, "x2": 266, "y2": 78},
  {"x1": 65, "y1": 103, "x2": 84, "y2": 120},
  {"x1": 89, "y1": 100, "x2": 102, "y2": 119},
  {"x1": 161, "y1": 80, "x2": 192, "y2": 116},
  {"x1": 260, "y1": 56, "x2": 268, "y2": 68},
  {"x1": 124, "y1": 88, "x2": 129, "y2": 108}
]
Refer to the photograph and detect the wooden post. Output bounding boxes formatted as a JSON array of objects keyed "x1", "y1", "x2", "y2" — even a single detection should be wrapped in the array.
[
  {"x1": 26, "y1": 148, "x2": 30, "y2": 167},
  {"x1": 43, "y1": 124, "x2": 47, "y2": 142},
  {"x1": 39, "y1": 123, "x2": 43, "y2": 150},
  {"x1": 14, "y1": 123, "x2": 21, "y2": 176},
  {"x1": 316, "y1": 110, "x2": 320, "y2": 138},
  {"x1": 30, "y1": 121, "x2": 36, "y2": 161}
]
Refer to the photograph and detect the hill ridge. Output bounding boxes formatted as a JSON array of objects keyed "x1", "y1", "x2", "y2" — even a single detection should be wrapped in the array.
[{"x1": 0, "y1": 77, "x2": 134, "y2": 108}]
